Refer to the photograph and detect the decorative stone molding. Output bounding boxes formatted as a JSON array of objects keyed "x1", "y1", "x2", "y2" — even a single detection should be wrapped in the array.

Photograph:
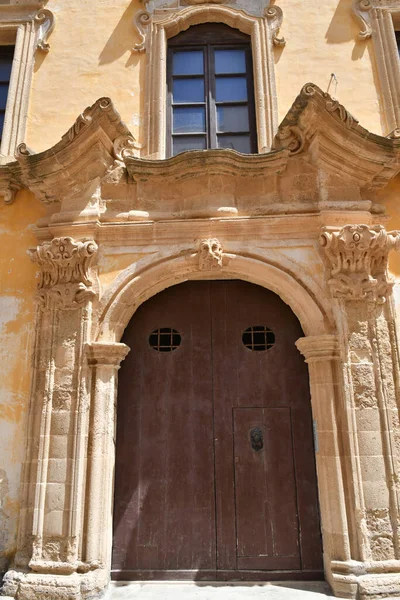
[
  {"x1": 35, "y1": 8, "x2": 55, "y2": 52},
  {"x1": 296, "y1": 334, "x2": 340, "y2": 363},
  {"x1": 351, "y1": 0, "x2": 400, "y2": 133},
  {"x1": 199, "y1": 238, "x2": 223, "y2": 270},
  {"x1": 137, "y1": 1, "x2": 284, "y2": 157},
  {"x1": 0, "y1": 3, "x2": 55, "y2": 159},
  {"x1": 28, "y1": 237, "x2": 98, "y2": 309},
  {"x1": 319, "y1": 225, "x2": 400, "y2": 302},
  {"x1": 352, "y1": 0, "x2": 373, "y2": 39},
  {"x1": 87, "y1": 342, "x2": 130, "y2": 368}
]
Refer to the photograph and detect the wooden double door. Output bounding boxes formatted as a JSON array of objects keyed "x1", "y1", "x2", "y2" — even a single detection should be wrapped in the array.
[{"x1": 112, "y1": 281, "x2": 323, "y2": 581}]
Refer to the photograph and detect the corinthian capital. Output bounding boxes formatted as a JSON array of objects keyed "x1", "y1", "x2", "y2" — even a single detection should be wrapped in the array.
[
  {"x1": 319, "y1": 225, "x2": 400, "y2": 302},
  {"x1": 28, "y1": 237, "x2": 98, "y2": 309}
]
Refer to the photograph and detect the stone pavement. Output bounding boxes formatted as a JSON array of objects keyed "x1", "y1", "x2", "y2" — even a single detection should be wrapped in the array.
[{"x1": 103, "y1": 582, "x2": 334, "y2": 600}]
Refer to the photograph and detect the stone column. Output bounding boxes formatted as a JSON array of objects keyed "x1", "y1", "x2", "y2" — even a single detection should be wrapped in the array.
[
  {"x1": 2, "y1": 237, "x2": 99, "y2": 600},
  {"x1": 85, "y1": 342, "x2": 130, "y2": 576},
  {"x1": 296, "y1": 334, "x2": 354, "y2": 595},
  {"x1": 319, "y1": 224, "x2": 400, "y2": 599}
]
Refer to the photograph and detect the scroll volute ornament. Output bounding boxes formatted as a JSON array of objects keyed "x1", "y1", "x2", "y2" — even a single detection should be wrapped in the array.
[
  {"x1": 320, "y1": 225, "x2": 400, "y2": 302},
  {"x1": 28, "y1": 237, "x2": 98, "y2": 309}
]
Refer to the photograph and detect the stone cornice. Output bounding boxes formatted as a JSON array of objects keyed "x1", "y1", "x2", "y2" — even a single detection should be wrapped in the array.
[
  {"x1": 125, "y1": 148, "x2": 289, "y2": 183},
  {"x1": 273, "y1": 83, "x2": 400, "y2": 190},
  {"x1": 2, "y1": 84, "x2": 400, "y2": 208},
  {"x1": 0, "y1": 97, "x2": 132, "y2": 204}
]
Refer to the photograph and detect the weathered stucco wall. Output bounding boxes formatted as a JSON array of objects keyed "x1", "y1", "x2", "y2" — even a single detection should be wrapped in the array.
[
  {"x1": 0, "y1": 191, "x2": 45, "y2": 573},
  {"x1": 25, "y1": 0, "x2": 382, "y2": 155}
]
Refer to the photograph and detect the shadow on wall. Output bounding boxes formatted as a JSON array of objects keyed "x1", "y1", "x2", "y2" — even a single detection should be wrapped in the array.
[
  {"x1": 325, "y1": 0, "x2": 367, "y2": 60},
  {"x1": 99, "y1": 0, "x2": 141, "y2": 67}
]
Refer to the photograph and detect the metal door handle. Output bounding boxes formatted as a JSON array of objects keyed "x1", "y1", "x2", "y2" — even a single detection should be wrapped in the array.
[{"x1": 250, "y1": 427, "x2": 263, "y2": 451}]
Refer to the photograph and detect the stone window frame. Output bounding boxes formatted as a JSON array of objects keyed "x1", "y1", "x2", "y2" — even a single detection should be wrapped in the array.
[
  {"x1": 352, "y1": 0, "x2": 400, "y2": 135},
  {"x1": 0, "y1": 3, "x2": 54, "y2": 163},
  {"x1": 134, "y1": 1, "x2": 285, "y2": 159}
]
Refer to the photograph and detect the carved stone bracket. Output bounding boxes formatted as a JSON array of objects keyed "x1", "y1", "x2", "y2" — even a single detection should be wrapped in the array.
[
  {"x1": 35, "y1": 8, "x2": 55, "y2": 52},
  {"x1": 320, "y1": 225, "x2": 400, "y2": 302},
  {"x1": 133, "y1": 0, "x2": 285, "y2": 52},
  {"x1": 352, "y1": 0, "x2": 373, "y2": 40},
  {"x1": 28, "y1": 237, "x2": 98, "y2": 309}
]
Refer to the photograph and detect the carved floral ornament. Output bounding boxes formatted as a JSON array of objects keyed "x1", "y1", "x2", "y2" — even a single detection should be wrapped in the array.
[
  {"x1": 319, "y1": 225, "x2": 400, "y2": 302},
  {"x1": 134, "y1": 0, "x2": 285, "y2": 52},
  {"x1": 28, "y1": 237, "x2": 98, "y2": 310}
]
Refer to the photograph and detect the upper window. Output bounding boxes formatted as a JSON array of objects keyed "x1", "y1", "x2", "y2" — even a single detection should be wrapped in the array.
[
  {"x1": 0, "y1": 46, "x2": 14, "y2": 144},
  {"x1": 167, "y1": 24, "x2": 257, "y2": 157}
]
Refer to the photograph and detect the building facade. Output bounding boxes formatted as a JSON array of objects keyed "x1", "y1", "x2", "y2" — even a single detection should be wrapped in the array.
[{"x1": 3, "y1": 0, "x2": 400, "y2": 598}]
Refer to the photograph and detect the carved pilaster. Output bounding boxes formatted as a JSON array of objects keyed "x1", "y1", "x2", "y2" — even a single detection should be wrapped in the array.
[
  {"x1": 28, "y1": 237, "x2": 98, "y2": 309},
  {"x1": 320, "y1": 224, "x2": 400, "y2": 303},
  {"x1": 319, "y1": 224, "x2": 400, "y2": 569}
]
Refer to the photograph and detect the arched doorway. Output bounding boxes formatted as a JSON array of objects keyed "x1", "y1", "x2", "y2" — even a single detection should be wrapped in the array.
[{"x1": 111, "y1": 280, "x2": 323, "y2": 581}]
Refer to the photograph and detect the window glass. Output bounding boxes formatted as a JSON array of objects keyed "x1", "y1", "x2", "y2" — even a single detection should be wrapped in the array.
[
  {"x1": 173, "y1": 79, "x2": 205, "y2": 104},
  {"x1": 0, "y1": 46, "x2": 14, "y2": 142},
  {"x1": 167, "y1": 25, "x2": 256, "y2": 156},
  {"x1": 173, "y1": 106, "x2": 206, "y2": 133},
  {"x1": 218, "y1": 135, "x2": 251, "y2": 154},
  {"x1": 215, "y1": 49, "x2": 246, "y2": 74},
  {"x1": 173, "y1": 50, "x2": 204, "y2": 75},
  {"x1": 173, "y1": 136, "x2": 206, "y2": 155},
  {"x1": 215, "y1": 77, "x2": 248, "y2": 103},
  {"x1": 217, "y1": 105, "x2": 249, "y2": 133}
]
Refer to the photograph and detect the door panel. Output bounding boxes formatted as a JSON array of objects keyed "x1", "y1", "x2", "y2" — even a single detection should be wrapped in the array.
[
  {"x1": 233, "y1": 408, "x2": 300, "y2": 570},
  {"x1": 112, "y1": 280, "x2": 323, "y2": 580},
  {"x1": 112, "y1": 282, "x2": 216, "y2": 576}
]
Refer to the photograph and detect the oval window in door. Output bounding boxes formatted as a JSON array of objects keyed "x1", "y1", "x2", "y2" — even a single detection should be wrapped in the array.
[
  {"x1": 242, "y1": 326, "x2": 275, "y2": 351},
  {"x1": 149, "y1": 328, "x2": 181, "y2": 352}
]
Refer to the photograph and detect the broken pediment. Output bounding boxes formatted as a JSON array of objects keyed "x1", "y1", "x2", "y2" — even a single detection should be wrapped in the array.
[{"x1": 0, "y1": 83, "x2": 399, "y2": 222}]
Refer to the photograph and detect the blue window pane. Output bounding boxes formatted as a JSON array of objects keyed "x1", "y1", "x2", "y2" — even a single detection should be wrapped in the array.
[
  {"x1": 217, "y1": 105, "x2": 249, "y2": 132},
  {"x1": 216, "y1": 77, "x2": 247, "y2": 102},
  {"x1": 173, "y1": 136, "x2": 206, "y2": 155},
  {"x1": 0, "y1": 112, "x2": 4, "y2": 139},
  {"x1": 0, "y1": 84, "x2": 9, "y2": 110},
  {"x1": 172, "y1": 51, "x2": 204, "y2": 75},
  {"x1": 218, "y1": 135, "x2": 252, "y2": 154},
  {"x1": 215, "y1": 49, "x2": 246, "y2": 74},
  {"x1": 173, "y1": 78, "x2": 204, "y2": 103},
  {"x1": 173, "y1": 106, "x2": 205, "y2": 133},
  {"x1": 0, "y1": 47, "x2": 14, "y2": 81}
]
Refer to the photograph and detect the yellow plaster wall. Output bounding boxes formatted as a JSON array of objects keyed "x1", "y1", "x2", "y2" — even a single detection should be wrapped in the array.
[
  {"x1": 0, "y1": 191, "x2": 45, "y2": 571},
  {"x1": 26, "y1": 0, "x2": 382, "y2": 154}
]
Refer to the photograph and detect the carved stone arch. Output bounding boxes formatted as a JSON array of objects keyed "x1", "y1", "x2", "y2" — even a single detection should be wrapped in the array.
[
  {"x1": 96, "y1": 249, "x2": 333, "y2": 344},
  {"x1": 138, "y1": 2, "x2": 283, "y2": 158}
]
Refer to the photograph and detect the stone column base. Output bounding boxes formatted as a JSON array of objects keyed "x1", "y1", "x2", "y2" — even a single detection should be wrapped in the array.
[
  {"x1": 331, "y1": 560, "x2": 400, "y2": 598},
  {"x1": 0, "y1": 568, "x2": 109, "y2": 600}
]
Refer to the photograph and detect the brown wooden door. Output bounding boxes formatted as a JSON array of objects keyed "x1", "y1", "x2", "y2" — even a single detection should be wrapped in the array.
[{"x1": 112, "y1": 281, "x2": 323, "y2": 581}]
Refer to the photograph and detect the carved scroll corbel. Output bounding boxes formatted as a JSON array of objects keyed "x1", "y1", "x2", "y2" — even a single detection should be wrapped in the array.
[
  {"x1": 35, "y1": 8, "x2": 55, "y2": 52},
  {"x1": 275, "y1": 125, "x2": 304, "y2": 155},
  {"x1": 133, "y1": 10, "x2": 151, "y2": 52},
  {"x1": 3, "y1": 180, "x2": 22, "y2": 205},
  {"x1": 265, "y1": 6, "x2": 286, "y2": 47},
  {"x1": 352, "y1": 0, "x2": 373, "y2": 40},
  {"x1": 113, "y1": 134, "x2": 143, "y2": 163}
]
